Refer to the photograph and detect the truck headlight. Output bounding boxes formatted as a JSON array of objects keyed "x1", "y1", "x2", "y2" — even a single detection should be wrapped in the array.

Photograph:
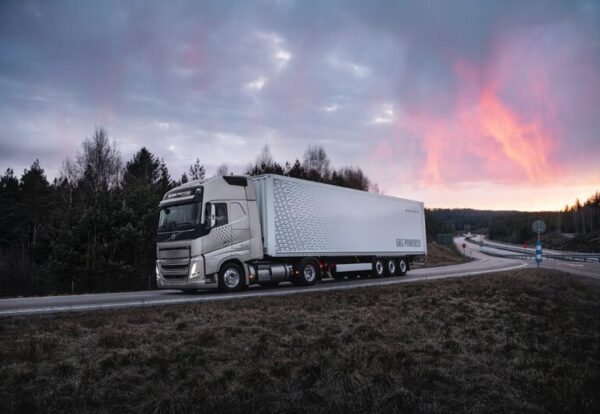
[
  {"x1": 156, "y1": 261, "x2": 160, "y2": 280},
  {"x1": 189, "y1": 258, "x2": 202, "y2": 279}
]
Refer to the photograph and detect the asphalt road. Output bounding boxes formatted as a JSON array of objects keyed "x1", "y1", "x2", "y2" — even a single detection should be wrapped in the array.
[
  {"x1": 2, "y1": 238, "x2": 597, "y2": 317},
  {"x1": 462, "y1": 235, "x2": 600, "y2": 279},
  {"x1": 1, "y1": 246, "x2": 526, "y2": 317}
]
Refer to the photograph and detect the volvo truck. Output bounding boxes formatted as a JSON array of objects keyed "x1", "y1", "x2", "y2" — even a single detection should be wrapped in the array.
[{"x1": 156, "y1": 174, "x2": 427, "y2": 292}]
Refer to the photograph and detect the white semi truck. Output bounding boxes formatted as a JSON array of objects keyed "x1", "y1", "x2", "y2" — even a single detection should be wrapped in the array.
[{"x1": 156, "y1": 174, "x2": 427, "y2": 292}]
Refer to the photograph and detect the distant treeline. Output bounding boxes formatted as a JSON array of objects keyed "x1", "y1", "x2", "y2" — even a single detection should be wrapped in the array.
[
  {"x1": 429, "y1": 192, "x2": 600, "y2": 245},
  {"x1": 0, "y1": 128, "x2": 375, "y2": 297}
]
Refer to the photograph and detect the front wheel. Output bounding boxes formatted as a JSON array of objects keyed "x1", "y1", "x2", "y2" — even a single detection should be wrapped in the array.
[{"x1": 219, "y1": 263, "x2": 244, "y2": 292}]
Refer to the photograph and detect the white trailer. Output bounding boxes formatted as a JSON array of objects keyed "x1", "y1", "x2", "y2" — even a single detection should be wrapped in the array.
[{"x1": 155, "y1": 174, "x2": 426, "y2": 292}]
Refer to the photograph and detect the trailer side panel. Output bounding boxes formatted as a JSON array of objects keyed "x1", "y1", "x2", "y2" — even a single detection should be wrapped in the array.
[{"x1": 250, "y1": 175, "x2": 426, "y2": 258}]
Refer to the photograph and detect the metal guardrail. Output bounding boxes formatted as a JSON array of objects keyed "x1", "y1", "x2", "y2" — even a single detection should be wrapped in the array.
[
  {"x1": 466, "y1": 238, "x2": 600, "y2": 263},
  {"x1": 547, "y1": 254, "x2": 600, "y2": 263}
]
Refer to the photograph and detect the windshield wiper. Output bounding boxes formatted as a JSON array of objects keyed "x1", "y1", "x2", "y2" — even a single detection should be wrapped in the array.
[{"x1": 158, "y1": 222, "x2": 176, "y2": 232}]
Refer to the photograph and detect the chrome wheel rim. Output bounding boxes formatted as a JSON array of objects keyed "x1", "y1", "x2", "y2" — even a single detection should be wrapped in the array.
[
  {"x1": 223, "y1": 268, "x2": 240, "y2": 289},
  {"x1": 303, "y1": 264, "x2": 316, "y2": 282},
  {"x1": 375, "y1": 261, "x2": 384, "y2": 275},
  {"x1": 388, "y1": 260, "x2": 396, "y2": 274},
  {"x1": 399, "y1": 260, "x2": 407, "y2": 273}
]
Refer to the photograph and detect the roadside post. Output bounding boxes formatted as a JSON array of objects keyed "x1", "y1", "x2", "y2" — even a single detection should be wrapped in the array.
[{"x1": 532, "y1": 220, "x2": 546, "y2": 269}]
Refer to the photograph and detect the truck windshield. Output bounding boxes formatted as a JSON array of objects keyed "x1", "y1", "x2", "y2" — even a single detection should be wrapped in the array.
[{"x1": 158, "y1": 202, "x2": 202, "y2": 232}]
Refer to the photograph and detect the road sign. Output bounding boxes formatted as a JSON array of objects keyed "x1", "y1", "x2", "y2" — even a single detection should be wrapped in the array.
[
  {"x1": 532, "y1": 220, "x2": 546, "y2": 234},
  {"x1": 532, "y1": 219, "x2": 545, "y2": 269}
]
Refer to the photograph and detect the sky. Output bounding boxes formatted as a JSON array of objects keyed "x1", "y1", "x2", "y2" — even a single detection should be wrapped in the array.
[{"x1": 1, "y1": 0, "x2": 599, "y2": 211}]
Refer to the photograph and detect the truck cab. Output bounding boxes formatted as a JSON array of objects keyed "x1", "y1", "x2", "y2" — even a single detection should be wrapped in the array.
[{"x1": 156, "y1": 176, "x2": 262, "y2": 291}]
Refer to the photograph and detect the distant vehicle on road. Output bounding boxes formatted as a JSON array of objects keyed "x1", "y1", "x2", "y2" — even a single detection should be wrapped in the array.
[{"x1": 155, "y1": 174, "x2": 427, "y2": 292}]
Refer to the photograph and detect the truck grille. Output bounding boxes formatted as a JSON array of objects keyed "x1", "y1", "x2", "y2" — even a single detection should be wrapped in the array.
[{"x1": 158, "y1": 247, "x2": 191, "y2": 279}]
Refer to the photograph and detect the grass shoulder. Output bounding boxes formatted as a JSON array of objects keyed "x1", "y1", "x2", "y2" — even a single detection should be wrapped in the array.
[
  {"x1": 425, "y1": 241, "x2": 470, "y2": 267},
  {"x1": 1, "y1": 269, "x2": 599, "y2": 413}
]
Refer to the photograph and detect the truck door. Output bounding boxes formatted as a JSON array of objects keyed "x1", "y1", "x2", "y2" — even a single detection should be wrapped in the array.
[
  {"x1": 203, "y1": 202, "x2": 233, "y2": 275},
  {"x1": 229, "y1": 201, "x2": 250, "y2": 259}
]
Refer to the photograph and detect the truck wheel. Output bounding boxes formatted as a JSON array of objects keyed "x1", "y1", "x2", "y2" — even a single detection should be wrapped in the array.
[
  {"x1": 385, "y1": 258, "x2": 397, "y2": 276},
  {"x1": 398, "y1": 258, "x2": 408, "y2": 276},
  {"x1": 372, "y1": 258, "x2": 385, "y2": 278},
  {"x1": 219, "y1": 263, "x2": 244, "y2": 292},
  {"x1": 296, "y1": 258, "x2": 319, "y2": 286}
]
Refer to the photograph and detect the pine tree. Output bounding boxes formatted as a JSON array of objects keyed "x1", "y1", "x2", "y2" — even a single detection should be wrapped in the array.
[{"x1": 188, "y1": 158, "x2": 206, "y2": 181}]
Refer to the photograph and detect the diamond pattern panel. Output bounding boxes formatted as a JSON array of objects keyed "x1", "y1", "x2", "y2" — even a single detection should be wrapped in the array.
[
  {"x1": 273, "y1": 178, "x2": 344, "y2": 254},
  {"x1": 212, "y1": 223, "x2": 233, "y2": 246}
]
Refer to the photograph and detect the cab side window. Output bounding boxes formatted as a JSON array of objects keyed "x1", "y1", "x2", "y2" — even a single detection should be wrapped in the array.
[{"x1": 214, "y1": 203, "x2": 228, "y2": 227}]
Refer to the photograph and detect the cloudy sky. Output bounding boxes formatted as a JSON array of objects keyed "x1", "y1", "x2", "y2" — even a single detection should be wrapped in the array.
[{"x1": 1, "y1": 0, "x2": 599, "y2": 210}]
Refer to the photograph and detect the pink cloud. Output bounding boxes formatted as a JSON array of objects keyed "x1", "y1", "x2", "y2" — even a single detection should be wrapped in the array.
[{"x1": 374, "y1": 20, "x2": 600, "y2": 188}]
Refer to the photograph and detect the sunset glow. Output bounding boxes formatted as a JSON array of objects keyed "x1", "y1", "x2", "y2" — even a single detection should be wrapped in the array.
[{"x1": 1, "y1": 1, "x2": 599, "y2": 211}]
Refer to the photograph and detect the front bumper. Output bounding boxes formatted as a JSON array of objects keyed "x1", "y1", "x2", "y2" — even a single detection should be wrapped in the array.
[{"x1": 156, "y1": 256, "x2": 219, "y2": 290}]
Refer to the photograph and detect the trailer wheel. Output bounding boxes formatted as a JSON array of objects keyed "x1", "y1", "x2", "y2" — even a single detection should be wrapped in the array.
[
  {"x1": 372, "y1": 257, "x2": 385, "y2": 278},
  {"x1": 385, "y1": 258, "x2": 397, "y2": 276},
  {"x1": 398, "y1": 258, "x2": 408, "y2": 276},
  {"x1": 219, "y1": 262, "x2": 244, "y2": 292},
  {"x1": 296, "y1": 258, "x2": 319, "y2": 286}
]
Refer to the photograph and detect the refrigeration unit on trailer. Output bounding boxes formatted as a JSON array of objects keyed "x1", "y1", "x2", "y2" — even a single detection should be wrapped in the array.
[{"x1": 156, "y1": 174, "x2": 426, "y2": 292}]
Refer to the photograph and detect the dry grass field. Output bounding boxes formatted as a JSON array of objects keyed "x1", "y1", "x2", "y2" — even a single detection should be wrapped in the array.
[
  {"x1": 1, "y1": 269, "x2": 599, "y2": 414},
  {"x1": 425, "y1": 241, "x2": 469, "y2": 267}
]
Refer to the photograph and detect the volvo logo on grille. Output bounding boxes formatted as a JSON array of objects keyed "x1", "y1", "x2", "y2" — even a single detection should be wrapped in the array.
[{"x1": 169, "y1": 233, "x2": 177, "y2": 241}]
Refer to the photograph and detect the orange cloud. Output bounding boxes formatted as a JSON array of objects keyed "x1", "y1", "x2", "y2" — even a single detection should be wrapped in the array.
[
  {"x1": 388, "y1": 59, "x2": 559, "y2": 186},
  {"x1": 479, "y1": 89, "x2": 553, "y2": 183}
]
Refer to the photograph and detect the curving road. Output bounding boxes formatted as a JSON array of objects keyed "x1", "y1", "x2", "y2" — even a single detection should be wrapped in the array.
[
  {"x1": 2, "y1": 238, "x2": 597, "y2": 317},
  {"x1": 1, "y1": 245, "x2": 527, "y2": 317},
  {"x1": 462, "y1": 235, "x2": 600, "y2": 279}
]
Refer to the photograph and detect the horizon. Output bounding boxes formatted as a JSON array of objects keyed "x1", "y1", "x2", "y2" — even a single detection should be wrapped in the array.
[
  {"x1": 3, "y1": 143, "x2": 596, "y2": 214},
  {"x1": 1, "y1": 0, "x2": 599, "y2": 211}
]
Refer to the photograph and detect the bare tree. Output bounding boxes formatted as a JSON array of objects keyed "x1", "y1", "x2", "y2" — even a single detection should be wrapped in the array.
[
  {"x1": 302, "y1": 144, "x2": 331, "y2": 180},
  {"x1": 61, "y1": 127, "x2": 122, "y2": 195},
  {"x1": 256, "y1": 145, "x2": 274, "y2": 168},
  {"x1": 216, "y1": 164, "x2": 229, "y2": 176},
  {"x1": 369, "y1": 182, "x2": 383, "y2": 194},
  {"x1": 246, "y1": 145, "x2": 284, "y2": 175}
]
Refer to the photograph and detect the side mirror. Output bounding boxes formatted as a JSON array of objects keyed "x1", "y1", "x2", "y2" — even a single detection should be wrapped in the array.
[
  {"x1": 210, "y1": 203, "x2": 216, "y2": 228},
  {"x1": 204, "y1": 202, "x2": 212, "y2": 230}
]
